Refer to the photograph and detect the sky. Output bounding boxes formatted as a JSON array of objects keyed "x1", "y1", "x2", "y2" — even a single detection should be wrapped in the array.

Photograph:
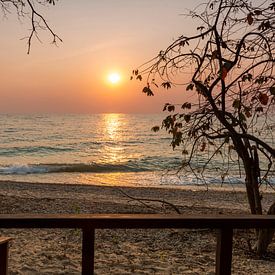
[{"x1": 0, "y1": 0, "x2": 202, "y2": 114}]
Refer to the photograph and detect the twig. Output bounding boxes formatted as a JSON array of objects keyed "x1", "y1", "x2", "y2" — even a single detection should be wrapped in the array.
[
  {"x1": 26, "y1": 0, "x2": 62, "y2": 53},
  {"x1": 118, "y1": 189, "x2": 181, "y2": 214}
]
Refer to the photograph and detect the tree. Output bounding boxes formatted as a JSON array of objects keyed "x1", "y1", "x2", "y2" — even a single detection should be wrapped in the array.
[
  {"x1": 134, "y1": 0, "x2": 275, "y2": 255},
  {"x1": 0, "y1": 0, "x2": 61, "y2": 53}
]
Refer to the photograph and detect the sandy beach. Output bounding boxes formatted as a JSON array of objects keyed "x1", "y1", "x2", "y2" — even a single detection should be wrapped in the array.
[{"x1": 0, "y1": 180, "x2": 274, "y2": 274}]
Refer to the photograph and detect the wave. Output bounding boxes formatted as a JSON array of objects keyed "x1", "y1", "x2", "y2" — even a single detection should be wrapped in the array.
[
  {"x1": 0, "y1": 156, "x2": 222, "y2": 175},
  {"x1": 0, "y1": 162, "x2": 151, "y2": 175},
  {"x1": 0, "y1": 140, "x2": 151, "y2": 156},
  {"x1": 0, "y1": 146, "x2": 74, "y2": 156}
]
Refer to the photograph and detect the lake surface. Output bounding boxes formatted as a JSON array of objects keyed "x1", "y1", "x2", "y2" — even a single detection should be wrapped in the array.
[{"x1": 0, "y1": 114, "x2": 273, "y2": 188}]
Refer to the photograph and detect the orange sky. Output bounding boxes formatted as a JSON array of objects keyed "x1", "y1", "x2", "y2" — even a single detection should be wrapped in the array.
[{"x1": 0, "y1": 0, "x2": 201, "y2": 114}]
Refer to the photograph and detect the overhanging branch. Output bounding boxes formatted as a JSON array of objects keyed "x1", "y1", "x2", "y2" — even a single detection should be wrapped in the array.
[{"x1": 238, "y1": 133, "x2": 275, "y2": 157}]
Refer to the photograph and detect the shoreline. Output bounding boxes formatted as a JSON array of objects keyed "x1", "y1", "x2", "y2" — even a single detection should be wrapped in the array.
[
  {"x1": 0, "y1": 180, "x2": 274, "y2": 274},
  {"x1": 1, "y1": 177, "x2": 274, "y2": 191}
]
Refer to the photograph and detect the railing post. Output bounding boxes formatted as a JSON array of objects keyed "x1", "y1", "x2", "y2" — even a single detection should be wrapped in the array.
[
  {"x1": 82, "y1": 228, "x2": 95, "y2": 275},
  {"x1": 0, "y1": 237, "x2": 12, "y2": 275},
  {"x1": 216, "y1": 228, "x2": 233, "y2": 275}
]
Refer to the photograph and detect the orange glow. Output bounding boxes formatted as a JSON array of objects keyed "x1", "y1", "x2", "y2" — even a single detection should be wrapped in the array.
[
  {"x1": 0, "y1": 1, "x2": 195, "y2": 114},
  {"x1": 107, "y1": 72, "x2": 121, "y2": 84}
]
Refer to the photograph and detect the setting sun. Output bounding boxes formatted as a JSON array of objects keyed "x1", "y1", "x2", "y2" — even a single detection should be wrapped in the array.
[{"x1": 108, "y1": 72, "x2": 121, "y2": 84}]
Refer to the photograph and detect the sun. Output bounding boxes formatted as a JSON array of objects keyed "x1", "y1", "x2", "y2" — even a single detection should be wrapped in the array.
[{"x1": 108, "y1": 72, "x2": 121, "y2": 84}]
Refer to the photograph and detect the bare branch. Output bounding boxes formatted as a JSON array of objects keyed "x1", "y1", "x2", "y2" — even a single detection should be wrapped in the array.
[
  {"x1": 118, "y1": 189, "x2": 181, "y2": 214},
  {"x1": 1, "y1": 0, "x2": 62, "y2": 53}
]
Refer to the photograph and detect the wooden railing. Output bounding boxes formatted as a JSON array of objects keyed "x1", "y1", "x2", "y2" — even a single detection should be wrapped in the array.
[{"x1": 0, "y1": 214, "x2": 274, "y2": 275}]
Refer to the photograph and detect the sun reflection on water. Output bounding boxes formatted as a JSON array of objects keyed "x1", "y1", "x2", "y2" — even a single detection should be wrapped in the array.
[
  {"x1": 101, "y1": 114, "x2": 125, "y2": 163},
  {"x1": 104, "y1": 113, "x2": 121, "y2": 140}
]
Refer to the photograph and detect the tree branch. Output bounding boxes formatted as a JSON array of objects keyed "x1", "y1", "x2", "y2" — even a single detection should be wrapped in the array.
[
  {"x1": 238, "y1": 133, "x2": 275, "y2": 157},
  {"x1": 26, "y1": 0, "x2": 62, "y2": 54},
  {"x1": 118, "y1": 189, "x2": 181, "y2": 214}
]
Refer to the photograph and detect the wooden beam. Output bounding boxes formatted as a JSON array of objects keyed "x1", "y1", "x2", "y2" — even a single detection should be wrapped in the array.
[
  {"x1": 82, "y1": 229, "x2": 95, "y2": 275},
  {"x1": 216, "y1": 229, "x2": 233, "y2": 275},
  {"x1": 0, "y1": 237, "x2": 12, "y2": 275},
  {"x1": 0, "y1": 214, "x2": 274, "y2": 229}
]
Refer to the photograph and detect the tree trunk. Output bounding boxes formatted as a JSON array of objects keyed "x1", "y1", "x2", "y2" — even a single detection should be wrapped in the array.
[
  {"x1": 241, "y1": 152, "x2": 274, "y2": 255},
  {"x1": 243, "y1": 157, "x2": 262, "y2": 215},
  {"x1": 253, "y1": 202, "x2": 275, "y2": 256}
]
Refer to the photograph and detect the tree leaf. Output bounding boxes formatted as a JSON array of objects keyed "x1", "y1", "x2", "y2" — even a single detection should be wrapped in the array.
[
  {"x1": 151, "y1": 126, "x2": 160, "y2": 132},
  {"x1": 200, "y1": 142, "x2": 206, "y2": 152},
  {"x1": 181, "y1": 102, "x2": 192, "y2": 109},
  {"x1": 172, "y1": 131, "x2": 183, "y2": 149},
  {"x1": 184, "y1": 114, "x2": 191, "y2": 123},
  {"x1": 163, "y1": 103, "x2": 169, "y2": 111},
  {"x1": 259, "y1": 93, "x2": 269, "y2": 105},
  {"x1": 197, "y1": 26, "x2": 205, "y2": 31},
  {"x1": 142, "y1": 86, "x2": 154, "y2": 96},
  {"x1": 136, "y1": 75, "x2": 142, "y2": 81},
  {"x1": 232, "y1": 99, "x2": 240, "y2": 109},
  {"x1": 167, "y1": 105, "x2": 175, "y2": 112},
  {"x1": 242, "y1": 73, "x2": 253, "y2": 82},
  {"x1": 245, "y1": 110, "x2": 252, "y2": 118},
  {"x1": 186, "y1": 83, "x2": 194, "y2": 91},
  {"x1": 247, "y1": 13, "x2": 253, "y2": 25},
  {"x1": 161, "y1": 82, "x2": 172, "y2": 89},
  {"x1": 212, "y1": 50, "x2": 219, "y2": 59},
  {"x1": 270, "y1": 86, "x2": 275, "y2": 95},
  {"x1": 255, "y1": 106, "x2": 263, "y2": 112},
  {"x1": 221, "y1": 67, "x2": 228, "y2": 80},
  {"x1": 47, "y1": 0, "x2": 56, "y2": 5},
  {"x1": 175, "y1": 122, "x2": 183, "y2": 128},
  {"x1": 254, "y1": 10, "x2": 262, "y2": 15}
]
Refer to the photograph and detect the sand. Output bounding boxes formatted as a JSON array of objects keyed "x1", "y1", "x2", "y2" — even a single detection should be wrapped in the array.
[{"x1": 0, "y1": 180, "x2": 274, "y2": 274}]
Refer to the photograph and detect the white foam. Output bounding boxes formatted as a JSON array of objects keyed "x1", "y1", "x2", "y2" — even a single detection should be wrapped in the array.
[{"x1": 0, "y1": 164, "x2": 48, "y2": 175}]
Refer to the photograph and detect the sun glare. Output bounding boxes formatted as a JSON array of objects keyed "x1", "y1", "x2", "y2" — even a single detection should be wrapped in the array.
[{"x1": 108, "y1": 72, "x2": 121, "y2": 84}]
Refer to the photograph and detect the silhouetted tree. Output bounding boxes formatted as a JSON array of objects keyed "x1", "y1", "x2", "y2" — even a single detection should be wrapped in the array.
[
  {"x1": 134, "y1": 0, "x2": 274, "y2": 255},
  {"x1": 0, "y1": 0, "x2": 61, "y2": 53}
]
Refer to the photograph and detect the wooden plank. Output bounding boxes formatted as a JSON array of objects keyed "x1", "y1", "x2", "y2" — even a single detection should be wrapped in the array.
[
  {"x1": 82, "y1": 229, "x2": 95, "y2": 275},
  {"x1": 216, "y1": 229, "x2": 233, "y2": 275},
  {"x1": 0, "y1": 237, "x2": 12, "y2": 275},
  {"x1": 0, "y1": 237, "x2": 12, "y2": 245},
  {"x1": 0, "y1": 214, "x2": 274, "y2": 229}
]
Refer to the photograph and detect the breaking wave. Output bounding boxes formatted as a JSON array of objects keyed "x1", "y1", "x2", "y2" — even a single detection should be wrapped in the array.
[{"x1": 0, "y1": 162, "x2": 153, "y2": 175}]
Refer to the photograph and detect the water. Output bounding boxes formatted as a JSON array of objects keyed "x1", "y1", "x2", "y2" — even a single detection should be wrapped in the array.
[{"x1": 0, "y1": 114, "x2": 273, "y2": 188}]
